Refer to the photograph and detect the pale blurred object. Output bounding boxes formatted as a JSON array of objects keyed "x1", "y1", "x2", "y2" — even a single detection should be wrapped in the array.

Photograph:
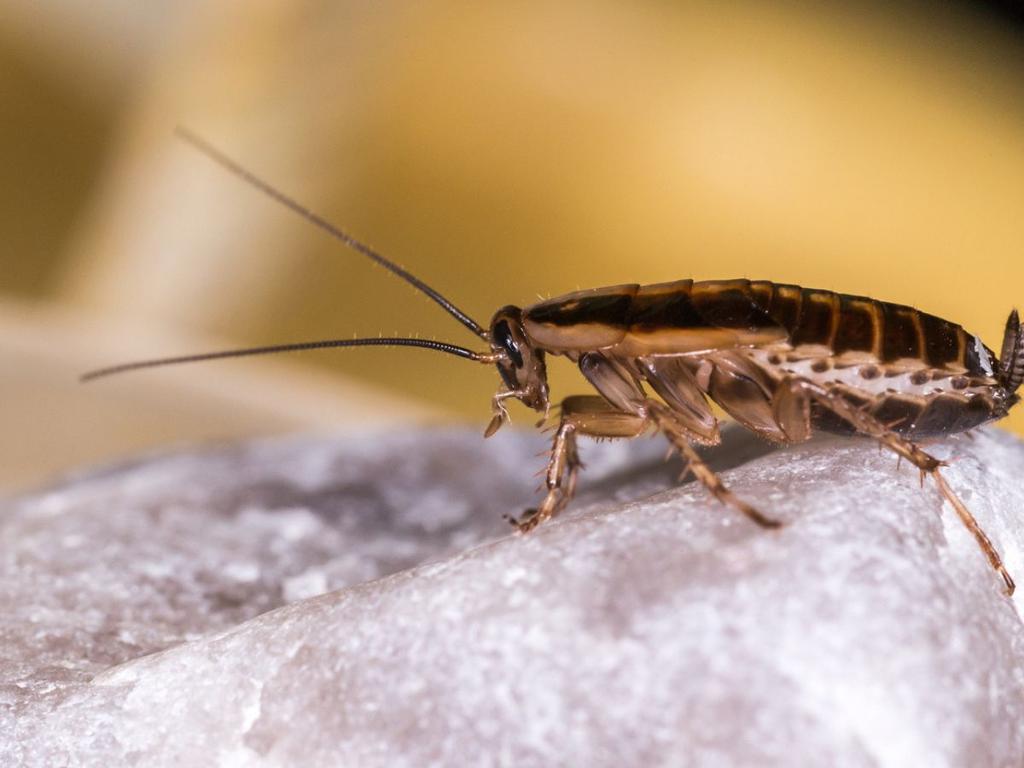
[
  {"x1": 0, "y1": 0, "x2": 199, "y2": 106},
  {"x1": 0, "y1": 298, "x2": 436, "y2": 492}
]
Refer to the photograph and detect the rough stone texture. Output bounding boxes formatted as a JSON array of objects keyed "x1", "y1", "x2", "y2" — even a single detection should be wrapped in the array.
[{"x1": 2, "y1": 427, "x2": 1023, "y2": 767}]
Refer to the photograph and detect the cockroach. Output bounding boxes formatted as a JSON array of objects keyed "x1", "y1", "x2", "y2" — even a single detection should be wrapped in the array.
[{"x1": 83, "y1": 128, "x2": 1023, "y2": 595}]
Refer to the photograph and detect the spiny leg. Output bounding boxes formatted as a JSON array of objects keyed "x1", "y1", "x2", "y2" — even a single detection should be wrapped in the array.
[
  {"x1": 930, "y1": 472, "x2": 1013, "y2": 593},
  {"x1": 788, "y1": 378, "x2": 1015, "y2": 596},
  {"x1": 645, "y1": 400, "x2": 782, "y2": 529},
  {"x1": 508, "y1": 420, "x2": 581, "y2": 533},
  {"x1": 509, "y1": 395, "x2": 647, "y2": 533}
]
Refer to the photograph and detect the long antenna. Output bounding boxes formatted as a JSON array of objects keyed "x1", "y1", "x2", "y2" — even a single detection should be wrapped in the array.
[
  {"x1": 175, "y1": 126, "x2": 488, "y2": 340},
  {"x1": 81, "y1": 337, "x2": 488, "y2": 382}
]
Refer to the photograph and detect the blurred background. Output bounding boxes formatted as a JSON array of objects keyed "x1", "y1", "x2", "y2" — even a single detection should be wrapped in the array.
[{"x1": 2, "y1": 0, "x2": 1024, "y2": 493}]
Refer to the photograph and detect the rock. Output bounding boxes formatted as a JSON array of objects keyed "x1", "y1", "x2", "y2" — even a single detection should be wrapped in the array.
[{"x1": 2, "y1": 427, "x2": 1023, "y2": 767}]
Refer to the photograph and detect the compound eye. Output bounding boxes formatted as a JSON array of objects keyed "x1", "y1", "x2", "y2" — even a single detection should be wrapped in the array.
[
  {"x1": 497, "y1": 362, "x2": 518, "y2": 391},
  {"x1": 494, "y1": 320, "x2": 524, "y2": 368}
]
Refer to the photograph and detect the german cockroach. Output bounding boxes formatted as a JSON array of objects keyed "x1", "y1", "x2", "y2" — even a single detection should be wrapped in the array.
[{"x1": 83, "y1": 129, "x2": 1023, "y2": 595}]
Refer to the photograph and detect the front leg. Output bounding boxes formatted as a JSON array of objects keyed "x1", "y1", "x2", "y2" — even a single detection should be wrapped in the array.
[{"x1": 509, "y1": 395, "x2": 648, "y2": 533}]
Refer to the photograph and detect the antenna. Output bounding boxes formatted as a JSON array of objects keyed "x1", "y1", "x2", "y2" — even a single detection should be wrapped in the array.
[
  {"x1": 81, "y1": 336, "x2": 491, "y2": 382},
  {"x1": 175, "y1": 126, "x2": 488, "y2": 339}
]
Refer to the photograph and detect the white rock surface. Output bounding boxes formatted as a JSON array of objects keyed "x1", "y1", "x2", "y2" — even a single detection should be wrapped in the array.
[{"x1": 2, "y1": 427, "x2": 1024, "y2": 767}]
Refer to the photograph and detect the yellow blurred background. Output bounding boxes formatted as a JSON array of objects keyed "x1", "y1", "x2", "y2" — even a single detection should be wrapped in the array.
[{"x1": 2, "y1": 0, "x2": 1024, "y2": 492}]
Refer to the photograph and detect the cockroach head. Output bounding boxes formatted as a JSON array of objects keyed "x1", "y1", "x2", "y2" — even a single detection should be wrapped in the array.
[{"x1": 489, "y1": 305, "x2": 549, "y2": 412}]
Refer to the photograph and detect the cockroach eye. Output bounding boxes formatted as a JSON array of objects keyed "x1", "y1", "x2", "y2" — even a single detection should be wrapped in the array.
[
  {"x1": 497, "y1": 362, "x2": 518, "y2": 391},
  {"x1": 494, "y1": 320, "x2": 524, "y2": 368}
]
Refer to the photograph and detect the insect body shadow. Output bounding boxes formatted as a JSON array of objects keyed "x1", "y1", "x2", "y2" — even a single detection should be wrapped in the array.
[{"x1": 582, "y1": 423, "x2": 779, "y2": 504}]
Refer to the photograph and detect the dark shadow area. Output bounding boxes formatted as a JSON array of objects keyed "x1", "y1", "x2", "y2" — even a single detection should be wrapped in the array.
[{"x1": 582, "y1": 422, "x2": 783, "y2": 503}]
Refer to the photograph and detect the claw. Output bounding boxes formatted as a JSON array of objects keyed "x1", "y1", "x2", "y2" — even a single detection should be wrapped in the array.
[
  {"x1": 505, "y1": 508, "x2": 540, "y2": 533},
  {"x1": 743, "y1": 505, "x2": 784, "y2": 529}
]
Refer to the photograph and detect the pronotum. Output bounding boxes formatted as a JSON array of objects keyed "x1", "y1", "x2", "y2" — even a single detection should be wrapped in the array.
[{"x1": 84, "y1": 129, "x2": 1023, "y2": 596}]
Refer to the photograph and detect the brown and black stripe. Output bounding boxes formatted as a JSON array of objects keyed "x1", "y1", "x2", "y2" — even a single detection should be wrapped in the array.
[
  {"x1": 524, "y1": 279, "x2": 995, "y2": 376},
  {"x1": 743, "y1": 280, "x2": 980, "y2": 371},
  {"x1": 699, "y1": 279, "x2": 987, "y2": 371}
]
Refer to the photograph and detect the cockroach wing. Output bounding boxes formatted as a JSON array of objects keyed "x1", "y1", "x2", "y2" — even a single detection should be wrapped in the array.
[
  {"x1": 524, "y1": 279, "x2": 790, "y2": 357},
  {"x1": 523, "y1": 285, "x2": 640, "y2": 352},
  {"x1": 619, "y1": 280, "x2": 789, "y2": 357}
]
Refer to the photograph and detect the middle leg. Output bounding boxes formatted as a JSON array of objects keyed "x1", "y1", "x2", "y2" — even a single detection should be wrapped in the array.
[{"x1": 644, "y1": 399, "x2": 783, "y2": 529}]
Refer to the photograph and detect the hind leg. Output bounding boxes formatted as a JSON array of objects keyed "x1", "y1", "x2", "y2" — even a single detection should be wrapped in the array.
[{"x1": 785, "y1": 377, "x2": 1014, "y2": 595}]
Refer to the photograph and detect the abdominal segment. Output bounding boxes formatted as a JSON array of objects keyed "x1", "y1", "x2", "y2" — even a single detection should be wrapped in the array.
[{"x1": 523, "y1": 279, "x2": 996, "y2": 379}]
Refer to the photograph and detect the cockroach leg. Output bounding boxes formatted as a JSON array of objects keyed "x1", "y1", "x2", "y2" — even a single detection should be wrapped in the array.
[
  {"x1": 788, "y1": 378, "x2": 1015, "y2": 595},
  {"x1": 509, "y1": 421, "x2": 581, "y2": 533},
  {"x1": 932, "y1": 472, "x2": 1014, "y2": 595},
  {"x1": 485, "y1": 390, "x2": 520, "y2": 438},
  {"x1": 646, "y1": 400, "x2": 782, "y2": 529},
  {"x1": 511, "y1": 394, "x2": 782, "y2": 532},
  {"x1": 509, "y1": 395, "x2": 646, "y2": 533}
]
